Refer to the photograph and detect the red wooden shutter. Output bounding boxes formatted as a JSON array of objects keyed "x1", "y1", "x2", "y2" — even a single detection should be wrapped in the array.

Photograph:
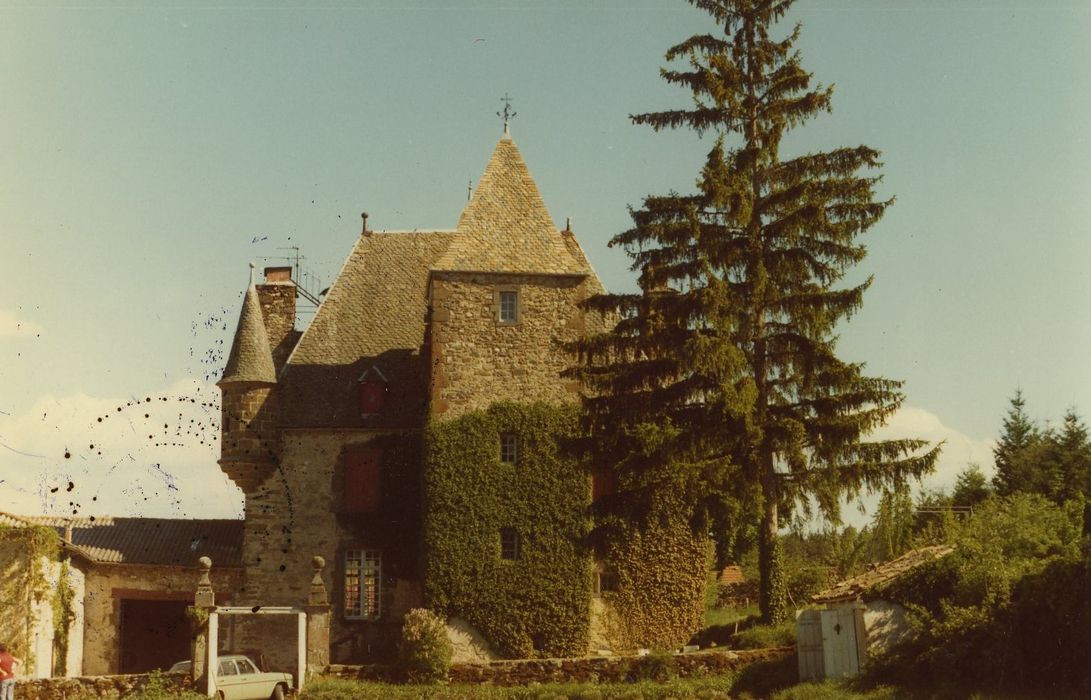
[
  {"x1": 343, "y1": 448, "x2": 382, "y2": 513},
  {"x1": 592, "y1": 470, "x2": 616, "y2": 501}
]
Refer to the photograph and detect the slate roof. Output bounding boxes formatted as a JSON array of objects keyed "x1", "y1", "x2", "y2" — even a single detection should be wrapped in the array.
[
  {"x1": 279, "y1": 230, "x2": 457, "y2": 428},
  {"x1": 433, "y1": 135, "x2": 591, "y2": 276},
  {"x1": 220, "y1": 284, "x2": 277, "y2": 385},
  {"x1": 811, "y1": 545, "x2": 955, "y2": 604},
  {"x1": 16, "y1": 513, "x2": 244, "y2": 568}
]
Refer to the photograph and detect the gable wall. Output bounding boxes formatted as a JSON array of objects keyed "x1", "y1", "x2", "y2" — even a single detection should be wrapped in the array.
[{"x1": 429, "y1": 272, "x2": 593, "y2": 420}]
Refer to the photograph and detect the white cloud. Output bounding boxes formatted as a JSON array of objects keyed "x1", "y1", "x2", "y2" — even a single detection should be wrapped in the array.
[
  {"x1": 0, "y1": 309, "x2": 43, "y2": 337},
  {"x1": 0, "y1": 378, "x2": 242, "y2": 520},
  {"x1": 814, "y1": 405, "x2": 995, "y2": 529}
]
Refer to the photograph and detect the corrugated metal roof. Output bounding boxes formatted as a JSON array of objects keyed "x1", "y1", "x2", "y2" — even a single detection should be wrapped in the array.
[
  {"x1": 12, "y1": 513, "x2": 244, "y2": 568},
  {"x1": 811, "y1": 545, "x2": 955, "y2": 604}
]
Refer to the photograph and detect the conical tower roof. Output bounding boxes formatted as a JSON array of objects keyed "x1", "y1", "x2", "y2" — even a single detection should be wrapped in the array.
[
  {"x1": 432, "y1": 135, "x2": 590, "y2": 276},
  {"x1": 219, "y1": 281, "x2": 277, "y2": 385}
]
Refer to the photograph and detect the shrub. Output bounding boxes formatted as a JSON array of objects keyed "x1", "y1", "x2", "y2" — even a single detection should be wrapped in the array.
[
  {"x1": 629, "y1": 649, "x2": 677, "y2": 682},
  {"x1": 397, "y1": 608, "x2": 453, "y2": 684}
]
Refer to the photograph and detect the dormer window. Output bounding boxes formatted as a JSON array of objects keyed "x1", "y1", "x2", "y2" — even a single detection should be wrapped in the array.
[
  {"x1": 495, "y1": 287, "x2": 520, "y2": 324},
  {"x1": 357, "y1": 366, "x2": 388, "y2": 416}
]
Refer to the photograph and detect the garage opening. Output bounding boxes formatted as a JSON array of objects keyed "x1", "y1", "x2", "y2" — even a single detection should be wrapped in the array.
[{"x1": 119, "y1": 598, "x2": 192, "y2": 673}]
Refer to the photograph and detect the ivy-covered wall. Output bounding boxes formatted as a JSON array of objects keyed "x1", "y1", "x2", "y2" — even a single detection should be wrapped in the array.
[
  {"x1": 422, "y1": 403, "x2": 593, "y2": 658},
  {"x1": 422, "y1": 402, "x2": 711, "y2": 659},
  {"x1": 598, "y1": 512, "x2": 712, "y2": 652},
  {"x1": 0, "y1": 523, "x2": 65, "y2": 676}
]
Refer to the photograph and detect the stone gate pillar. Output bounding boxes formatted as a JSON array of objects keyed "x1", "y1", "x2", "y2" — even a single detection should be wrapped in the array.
[
  {"x1": 303, "y1": 556, "x2": 331, "y2": 675},
  {"x1": 191, "y1": 556, "x2": 216, "y2": 686}
]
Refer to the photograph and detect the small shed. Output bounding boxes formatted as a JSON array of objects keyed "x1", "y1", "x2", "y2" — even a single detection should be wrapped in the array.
[
  {"x1": 717, "y1": 565, "x2": 746, "y2": 586},
  {"x1": 797, "y1": 545, "x2": 955, "y2": 681}
]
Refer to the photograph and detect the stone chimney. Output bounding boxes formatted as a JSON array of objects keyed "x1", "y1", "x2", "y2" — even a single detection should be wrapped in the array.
[{"x1": 258, "y1": 266, "x2": 299, "y2": 372}]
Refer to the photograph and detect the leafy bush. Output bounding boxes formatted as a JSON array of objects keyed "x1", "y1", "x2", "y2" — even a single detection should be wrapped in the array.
[
  {"x1": 628, "y1": 649, "x2": 676, "y2": 682},
  {"x1": 397, "y1": 608, "x2": 453, "y2": 684},
  {"x1": 729, "y1": 618, "x2": 795, "y2": 650},
  {"x1": 868, "y1": 493, "x2": 1087, "y2": 695},
  {"x1": 127, "y1": 671, "x2": 206, "y2": 700}
]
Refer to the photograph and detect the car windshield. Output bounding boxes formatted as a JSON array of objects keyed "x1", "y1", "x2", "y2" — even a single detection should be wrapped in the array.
[
  {"x1": 235, "y1": 658, "x2": 258, "y2": 674},
  {"x1": 168, "y1": 661, "x2": 191, "y2": 673}
]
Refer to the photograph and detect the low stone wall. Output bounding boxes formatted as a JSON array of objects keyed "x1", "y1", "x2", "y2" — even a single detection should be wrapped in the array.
[
  {"x1": 324, "y1": 646, "x2": 793, "y2": 686},
  {"x1": 13, "y1": 672, "x2": 195, "y2": 699}
]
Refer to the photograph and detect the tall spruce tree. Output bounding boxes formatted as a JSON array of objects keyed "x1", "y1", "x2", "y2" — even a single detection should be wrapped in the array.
[
  {"x1": 991, "y1": 390, "x2": 1040, "y2": 497},
  {"x1": 573, "y1": 0, "x2": 939, "y2": 623}
]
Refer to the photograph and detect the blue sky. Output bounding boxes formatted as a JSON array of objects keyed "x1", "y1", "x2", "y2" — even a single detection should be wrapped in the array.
[{"x1": 1, "y1": 1, "x2": 1089, "y2": 522}]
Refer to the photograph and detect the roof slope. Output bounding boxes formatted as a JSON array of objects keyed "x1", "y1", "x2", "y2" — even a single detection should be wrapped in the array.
[
  {"x1": 220, "y1": 284, "x2": 277, "y2": 384},
  {"x1": 6, "y1": 512, "x2": 244, "y2": 567},
  {"x1": 280, "y1": 230, "x2": 456, "y2": 427},
  {"x1": 433, "y1": 136, "x2": 590, "y2": 276},
  {"x1": 812, "y1": 545, "x2": 955, "y2": 604}
]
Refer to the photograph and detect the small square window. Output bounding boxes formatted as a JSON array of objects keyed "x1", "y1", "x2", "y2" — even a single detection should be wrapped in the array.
[
  {"x1": 500, "y1": 527, "x2": 520, "y2": 560},
  {"x1": 500, "y1": 434, "x2": 518, "y2": 464},
  {"x1": 499, "y1": 291, "x2": 518, "y2": 323}
]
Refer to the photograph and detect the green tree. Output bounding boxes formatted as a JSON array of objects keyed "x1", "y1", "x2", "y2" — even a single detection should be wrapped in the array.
[
  {"x1": 1040, "y1": 409, "x2": 1091, "y2": 504},
  {"x1": 573, "y1": 0, "x2": 938, "y2": 623},
  {"x1": 951, "y1": 463, "x2": 991, "y2": 509},
  {"x1": 866, "y1": 483, "x2": 915, "y2": 563},
  {"x1": 991, "y1": 390, "x2": 1040, "y2": 496}
]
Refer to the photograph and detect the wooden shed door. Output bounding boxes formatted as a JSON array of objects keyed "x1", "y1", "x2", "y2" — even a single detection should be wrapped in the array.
[
  {"x1": 796, "y1": 609, "x2": 824, "y2": 681},
  {"x1": 820, "y1": 606, "x2": 862, "y2": 678}
]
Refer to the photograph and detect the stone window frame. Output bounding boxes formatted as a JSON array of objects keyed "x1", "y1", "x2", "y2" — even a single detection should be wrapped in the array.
[
  {"x1": 499, "y1": 527, "x2": 520, "y2": 560},
  {"x1": 343, "y1": 549, "x2": 382, "y2": 620},
  {"x1": 594, "y1": 562, "x2": 619, "y2": 597},
  {"x1": 493, "y1": 286, "x2": 522, "y2": 325},
  {"x1": 500, "y1": 433, "x2": 518, "y2": 464}
]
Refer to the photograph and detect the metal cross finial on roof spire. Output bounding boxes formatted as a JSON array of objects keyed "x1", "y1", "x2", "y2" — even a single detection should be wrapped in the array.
[{"x1": 497, "y1": 93, "x2": 516, "y2": 136}]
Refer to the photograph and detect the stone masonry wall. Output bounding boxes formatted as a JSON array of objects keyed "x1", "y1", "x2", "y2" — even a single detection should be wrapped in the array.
[
  {"x1": 219, "y1": 384, "x2": 278, "y2": 491},
  {"x1": 82, "y1": 564, "x2": 240, "y2": 676},
  {"x1": 13, "y1": 672, "x2": 195, "y2": 700},
  {"x1": 429, "y1": 272, "x2": 595, "y2": 420},
  {"x1": 256, "y1": 282, "x2": 299, "y2": 372},
  {"x1": 323, "y1": 646, "x2": 793, "y2": 685},
  {"x1": 236, "y1": 430, "x2": 422, "y2": 672}
]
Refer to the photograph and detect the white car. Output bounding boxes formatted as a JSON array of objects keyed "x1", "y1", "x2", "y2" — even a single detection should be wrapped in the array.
[{"x1": 168, "y1": 655, "x2": 293, "y2": 700}]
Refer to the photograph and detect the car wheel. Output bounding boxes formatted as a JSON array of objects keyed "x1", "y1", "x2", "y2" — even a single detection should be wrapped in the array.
[
  {"x1": 215, "y1": 692, "x2": 225, "y2": 700},
  {"x1": 271, "y1": 683, "x2": 287, "y2": 700}
]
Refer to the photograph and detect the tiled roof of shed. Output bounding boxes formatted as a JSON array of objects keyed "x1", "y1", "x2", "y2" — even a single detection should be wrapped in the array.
[
  {"x1": 220, "y1": 284, "x2": 277, "y2": 384},
  {"x1": 718, "y1": 565, "x2": 746, "y2": 585},
  {"x1": 18, "y1": 514, "x2": 244, "y2": 567},
  {"x1": 812, "y1": 545, "x2": 955, "y2": 604},
  {"x1": 280, "y1": 230, "x2": 456, "y2": 427},
  {"x1": 433, "y1": 136, "x2": 590, "y2": 276}
]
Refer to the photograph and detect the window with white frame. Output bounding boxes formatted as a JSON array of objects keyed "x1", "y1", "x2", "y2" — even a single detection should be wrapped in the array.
[
  {"x1": 500, "y1": 434, "x2": 518, "y2": 464},
  {"x1": 344, "y1": 550, "x2": 382, "y2": 619},
  {"x1": 499, "y1": 290, "x2": 519, "y2": 323}
]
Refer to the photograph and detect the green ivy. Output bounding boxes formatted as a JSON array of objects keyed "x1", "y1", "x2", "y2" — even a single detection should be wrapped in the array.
[
  {"x1": 51, "y1": 560, "x2": 75, "y2": 676},
  {"x1": 600, "y1": 505, "x2": 712, "y2": 652},
  {"x1": 422, "y1": 403, "x2": 593, "y2": 658},
  {"x1": 0, "y1": 523, "x2": 62, "y2": 670},
  {"x1": 422, "y1": 402, "x2": 711, "y2": 658}
]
